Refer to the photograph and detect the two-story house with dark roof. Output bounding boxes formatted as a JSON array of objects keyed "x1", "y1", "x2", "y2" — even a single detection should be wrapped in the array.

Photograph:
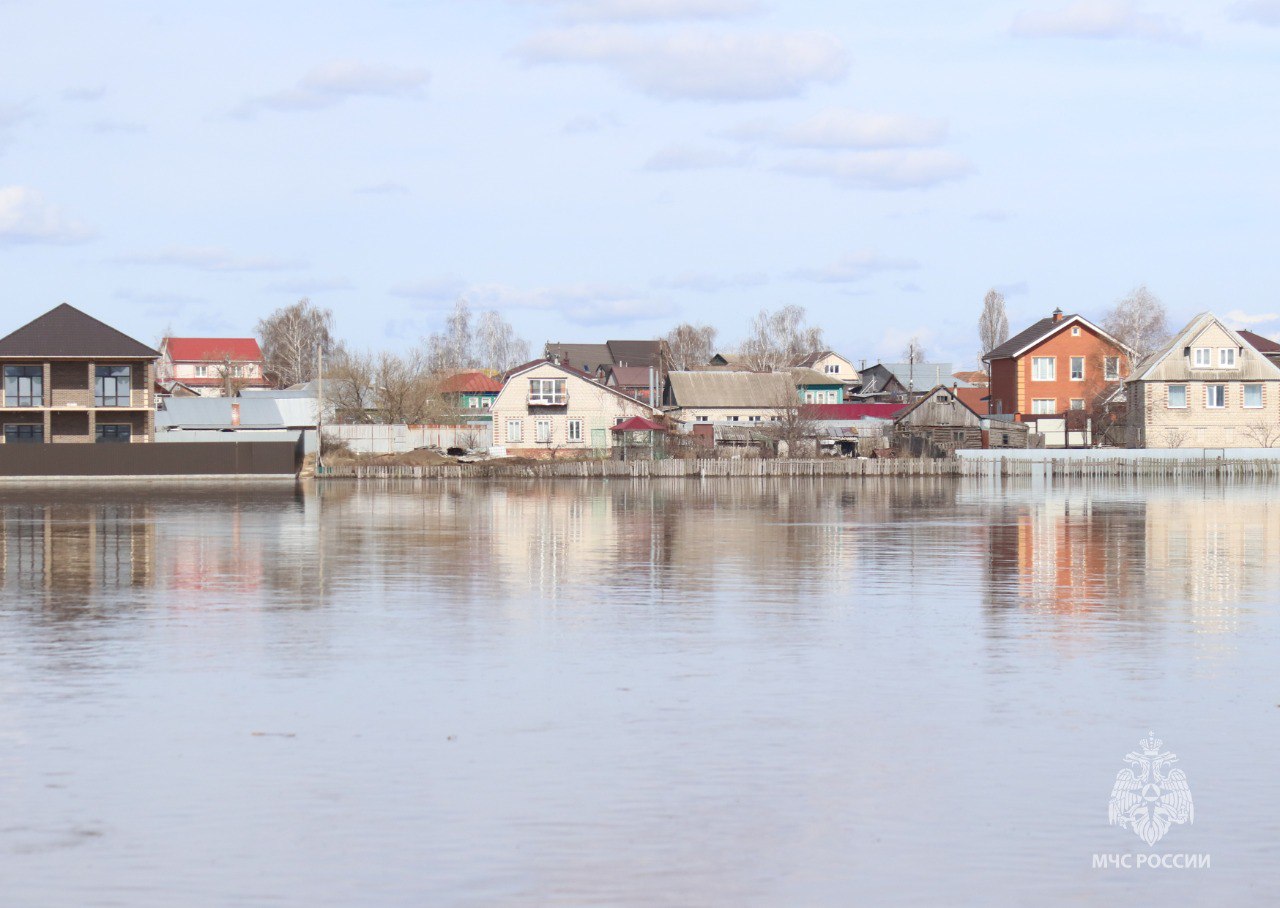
[
  {"x1": 0, "y1": 304, "x2": 161, "y2": 444},
  {"x1": 983, "y1": 307, "x2": 1134, "y2": 420}
]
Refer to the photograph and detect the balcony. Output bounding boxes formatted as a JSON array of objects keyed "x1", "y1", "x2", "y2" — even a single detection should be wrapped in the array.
[{"x1": 527, "y1": 392, "x2": 567, "y2": 406}]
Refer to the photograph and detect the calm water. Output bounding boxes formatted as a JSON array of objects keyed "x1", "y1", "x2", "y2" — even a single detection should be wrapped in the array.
[{"x1": 2, "y1": 478, "x2": 1279, "y2": 906}]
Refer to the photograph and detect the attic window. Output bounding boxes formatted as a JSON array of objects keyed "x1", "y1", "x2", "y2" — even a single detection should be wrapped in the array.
[{"x1": 1072, "y1": 327, "x2": 1080, "y2": 336}]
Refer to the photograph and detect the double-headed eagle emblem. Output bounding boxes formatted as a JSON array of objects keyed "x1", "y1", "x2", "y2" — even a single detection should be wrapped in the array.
[{"x1": 1108, "y1": 732, "x2": 1194, "y2": 846}]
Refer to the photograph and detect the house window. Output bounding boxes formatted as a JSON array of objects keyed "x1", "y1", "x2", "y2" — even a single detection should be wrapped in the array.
[
  {"x1": 528, "y1": 378, "x2": 566, "y2": 405},
  {"x1": 3, "y1": 424, "x2": 43, "y2": 443},
  {"x1": 1070, "y1": 399, "x2": 1085, "y2": 410},
  {"x1": 953, "y1": 430, "x2": 966, "y2": 442},
  {"x1": 1031, "y1": 357, "x2": 1055, "y2": 381},
  {"x1": 1070, "y1": 357, "x2": 1084, "y2": 381},
  {"x1": 614, "y1": 417, "x2": 627, "y2": 425},
  {"x1": 1244, "y1": 384, "x2": 1263, "y2": 409},
  {"x1": 482, "y1": 398, "x2": 492, "y2": 409},
  {"x1": 506, "y1": 419, "x2": 522, "y2": 443},
  {"x1": 728, "y1": 415, "x2": 740, "y2": 422},
  {"x1": 95, "y1": 424, "x2": 131, "y2": 443},
  {"x1": 803, "y1": 391, "x2": 815, "y2": 403},
  {"x1": 567, "y1": 418, "x2": 583, "y2": 442},
  {"x1": 696, "y1": 415, "x2": 708, "y2": 422},
  {"x1": 194, "y1": 365, "x2": 207, "y2": 377},
  {"x1": 95, "y1": 365, "x2": 131, "y2": 406},
  {"x1": 1206, "y1": 384, "x2": 1226, "y2": 409},
  {"x1": 825, "y1": 364, "x2": 839, "y2": 373},
  {"x1": 535, "y1": 419, "x2": 552, "y2": 443},
  {"x1": 1192, "y1": 347, "x2": 1212, "y2": 368},
  {"x1": 1104, "y1": 357, "x2": 1120, "y2": 381},
  {"x1": 3, "y1": 366, "x2": 43, "y2": 407},
  {"x1": 1031, "y1": 398, "x2": 1056, "y2": 414},
  {"x1": 1167, "y1": 385, "x2": 1187, "y2": 408},
  {"x1": 1071, "y1": 326, "x2": 1081, "y2": 336},
  {"x1": 748, "y1": 415, "x2": 762, "y2": 423},
  {"x1": 1220, "y1": 348, "x2": 1237, "y2": 367}
]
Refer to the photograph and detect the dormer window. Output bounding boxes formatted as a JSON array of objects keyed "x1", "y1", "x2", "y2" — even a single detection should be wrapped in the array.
[
  {"x1": 1220, "y1": 348, "x2": 1237, "y2": 368},
  {"x1": 1192, "y1": 347, "x2": 1212, "y2": 368}
]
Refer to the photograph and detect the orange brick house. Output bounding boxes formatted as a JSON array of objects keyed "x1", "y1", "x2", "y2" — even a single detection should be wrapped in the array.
[{"x1": 983, "y1": 308, "x2": 1134, "y2": 420}]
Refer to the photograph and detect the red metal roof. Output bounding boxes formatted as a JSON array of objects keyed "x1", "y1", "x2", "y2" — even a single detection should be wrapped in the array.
[
  {"x1": 1239, "y1": 329, "x2": 1280, "y2": 354},
  {"x1": 165, "y1": 337, "x2": 263, "y2": 362},
  {"x1": 802, "y1": 403, "x2": 907, "y2": 420},
  {"x1": 610, "y1": 416, "x2": 667, "y2": 432},
  {"x1": 441, "y1": 371, "x2": 503, "y2": 393},
  {"x1": 954, "y1": 386, "x2": 989, "y2": 415}
]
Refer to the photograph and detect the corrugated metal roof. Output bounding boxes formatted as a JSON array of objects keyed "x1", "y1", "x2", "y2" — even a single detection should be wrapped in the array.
[
  {"x1": 157, "y1": 395, "x2": 318, "y2": 429},
  {"x1": 164, "y1": 337, "x2": 263, "y2": 362},
  {"x1": 668, "y1": 370, "x2": 795, "y2": 407},
  {"x1": 0, "y1": 304, "x2": 159, "y2": 358},
  {"x1": 878, "y1": 362, "x2": 956, "y2": 390},
  {"x1": 790, "y1": 367, "x2": 839, "y2": 386},
  {"x1": 803, "y1": 403, "x2": 906, "y2": 420},
  {"x1": 1129, "y1": 312, "x2": 1280, "y2": 382},
  {"x1": 441, "y1": 371, "x2": 503, "y2": 393}
]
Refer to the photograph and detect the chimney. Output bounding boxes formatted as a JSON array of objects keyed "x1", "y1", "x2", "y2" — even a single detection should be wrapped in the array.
[
  {"x1": 1051, "y1": 307, "x2": 1064, "y2": 323},
  {"x1": 230, "y1": 403, "x2": 241, "y2": 427}
]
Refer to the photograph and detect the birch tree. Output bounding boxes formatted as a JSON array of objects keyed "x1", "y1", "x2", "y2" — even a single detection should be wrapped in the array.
[
  {"x1": 664, "y1": 322, "x2": 718, "y2": 370},
  {"x1": 738, "y1": 305, "x2": 824, "y2": 372},
  {"x1": 257, "y1": 298, "x2": 337, "y2": 387},
  {"x1": 1103, "y1": 285, "x2": 1171, "y2": 365},
  {"x1": 476, "y1": 309, "x2": 531, "y2": 372},
  {"x1": 427, "y1": 298, "x2": 530, "y2": 373}
]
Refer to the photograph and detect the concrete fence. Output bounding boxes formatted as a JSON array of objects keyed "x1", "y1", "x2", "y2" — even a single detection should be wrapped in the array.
[{"x1": 323, "y1": 423, "x2": 491, "y2": 454}]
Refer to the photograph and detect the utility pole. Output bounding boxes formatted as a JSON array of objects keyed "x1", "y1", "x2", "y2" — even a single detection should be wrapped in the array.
[{"x1": 316, "y1": 345, "x2": 324, "y2": 470}]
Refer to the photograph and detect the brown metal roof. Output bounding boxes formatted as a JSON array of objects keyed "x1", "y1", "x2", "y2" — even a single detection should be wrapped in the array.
[
  {"x1": 984, "y1": 315, "x2": 1076, "y2": 360},
  {"x1": 0, "y1": 303, "x2": 160, "y2": 358},
  {"x1": 1238, "y1": 328, "x2": 1280, "y2": 354}
]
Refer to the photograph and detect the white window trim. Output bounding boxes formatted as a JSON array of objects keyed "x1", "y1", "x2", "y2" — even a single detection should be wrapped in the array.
[
  {"x1": 1205, "y1": 384, "x2": 1226, "y2": 409},
  {"x1": 1167, "y1": 385, "x2": 1187, "y2": 409},
  {"x1": 567, "y1": 418, "x2": 583, "y2": 442},
  {"x1": 535, "y1": 419, "x2": 552, "y2": 444},
  {"x1": 506, "y1": 419, "x2": 522, "y2": 442},
  {"x1": 1220, "y1": 348, "x2": 1237, "y2": 368},
  {"x1": 1031, "y1": 357, "x2": 1056, "y2": 382},
  {"x1": 1031, "y1": 398, "x2": 1056, "y2": 414},
  {"x1": 1069, "y1": 399, "x2": 1085, "y2": 410},
  {"x1": 1243, "y1": 384, "x2": 1263, "y2": 409},
  {"x1": 1070, "y1": 356, "x2": 1085, "y2": 381},
  {"x1": 1104, "y1": 357, "x2": 1121, "y2": 382},
  {"x1": 1192, "y1": 347, "x2": 1212, "y2": 368}
]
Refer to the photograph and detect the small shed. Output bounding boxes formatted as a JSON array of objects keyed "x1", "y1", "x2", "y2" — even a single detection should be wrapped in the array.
[
  {"x1": 892, "y1": 385, "x2": 984, "y2": 456},
  {"x1": 610, "y1": 416, "x2": 668, "y2": 460}
]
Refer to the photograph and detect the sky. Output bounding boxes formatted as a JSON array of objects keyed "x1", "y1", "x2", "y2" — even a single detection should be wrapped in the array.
[{"x1": 2, "y1": 0, "x2": 1279, "y2": 368}]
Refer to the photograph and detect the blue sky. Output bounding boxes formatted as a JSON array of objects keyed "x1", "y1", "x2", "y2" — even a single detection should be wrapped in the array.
[{"x1": 2, "y1": 0, "x2": 1279, "y2": 367}]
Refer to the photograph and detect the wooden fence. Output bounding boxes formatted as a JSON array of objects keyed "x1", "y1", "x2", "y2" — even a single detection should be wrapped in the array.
[{"x1": 317, "y1": 454, "x2": 1280, "y2": 482}]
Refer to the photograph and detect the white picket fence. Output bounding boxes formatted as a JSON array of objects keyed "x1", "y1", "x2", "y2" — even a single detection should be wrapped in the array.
[{"x1": 323, "y1": 423, "x2": 491, "y2": 454}]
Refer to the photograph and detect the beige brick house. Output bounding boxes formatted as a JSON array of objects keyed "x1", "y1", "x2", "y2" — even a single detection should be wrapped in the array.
[
  {"x1": 490, "y1": 360, "x2": 661, "y2": 457},
  {"x1": 1125, "y1": 312, "x2": 1280, "y2": 448},
  {"x1": 0, "y1": 304, "x2": 160, "y2": 444}
]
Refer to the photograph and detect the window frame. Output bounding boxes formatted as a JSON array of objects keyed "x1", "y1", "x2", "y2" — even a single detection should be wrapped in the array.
[
  {"x1": 95, "y1": 364, "x2": 132, "y2": 407},
  {"x1": 1069, "y1": 398, "x2": 1085, "y2": 410},
  {"x1": 1243, "y1": 383, "x2": 1263, "y2": 409},
  {"x1": 1192, "y1": 347, "x2": 1212, "y2": 368},
  {"x1": 3, "y1": 423, "x2": 44, "y2": 444},
  {"x1": 1070, "y1": 356, "x2": 1085, "y2": 381},
  {"x1": 505, "y1": 419, "x2": 522, "y2": 443},
  {"x1": 1104, "y1": 356, "x2": 1121, "y2": 382},
  {"x1": 567, "y1": 418, "x2": 583, "y2": 443},
  {"x1": 1167, "y1": 384, "x2": 1188, "y2": 409},
  {"x1": 1205, "y1": 384, "x2": 1226, "y2": 409},
  {"x1": 95, "y1": 423, "x2": 132, "y2": 444},
  {"x1": 3, "y1": 365, "x2": 43, "y2": 407},
  {"x1": 1220, "y1": 347, "x2": 1237, "y2": 368},
  {"x1": 528, "y1": 377, "x2": 566, "y2": 406},
  {"x1": 534, "y1": 419, "x2": 552, "y2": 444},
  {"x1": 1031, "y1": 357, "x2": 1056, "y2": 382},
  {"x1": 1031, "y1": 398, "x2": 1056, "y2": 414}
]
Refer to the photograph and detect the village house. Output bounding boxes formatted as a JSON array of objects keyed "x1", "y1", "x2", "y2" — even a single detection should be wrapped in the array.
[
  {"x1": 158, "y1": 336, "x2": 270, "y2": 397},
  {"x1": 855, "y1": 362, "x2": 959, "y2": 402},
  {"x1": 664, "y1": 371, "x2": 798, "y2": 424},
  {"x1": 892, "y1": 385, "x2": 985, "y2": 456},
  {"x1": 0, "y1": 303, "x2": 160, "y2": 444},
  {"x1": 790, "y1": 350, "x2": 859, "y2": 391},
  {"x1": 440, "y1": 371, "x2": 503, "y2": 418},
  {"x1": 489, "y1": 359, "x2": 661, "y2": 457},
  {"x1": 791, "y1": 367, "x2": 845, "y2": 404},
  {"x1": 1125, "y1": 312, "x2": 1280, "y2": 448},
  {"x1": 984, "y1": 307, "x2": 1133, "y2": 420},
  {"x1": 1239, "y1": 329, "x2": 1280, "y2": 369}
]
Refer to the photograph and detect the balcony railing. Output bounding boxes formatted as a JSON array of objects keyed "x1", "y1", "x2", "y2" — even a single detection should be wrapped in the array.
[{"x1": 527, "y1": 392, "x2": 567, "y2": 406}]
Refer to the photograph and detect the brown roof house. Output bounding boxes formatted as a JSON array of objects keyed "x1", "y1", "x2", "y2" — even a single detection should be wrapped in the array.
[{"x1": 0, "y1": 304, "x2": 160, "y2": 444}]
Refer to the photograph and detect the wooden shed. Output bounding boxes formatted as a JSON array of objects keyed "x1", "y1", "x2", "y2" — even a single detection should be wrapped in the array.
[{"x1": 892, "y1": 385, "x2": 984, "y2": 456}]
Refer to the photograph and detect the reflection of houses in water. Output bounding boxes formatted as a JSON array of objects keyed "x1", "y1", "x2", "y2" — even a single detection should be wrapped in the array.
[
  {"x1": 1143, "y1": 492, "x2": 1280, "y2": 633},
  {"x1": 985, "y1": 492, "x2": 1147, "y2": 613},
  {"x1": 0, "y1": 501, "x2": 155, "y2": 597}
]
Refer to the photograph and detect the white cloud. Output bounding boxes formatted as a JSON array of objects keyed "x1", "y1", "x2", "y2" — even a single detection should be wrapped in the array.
[
  {"x1": 62, "y1": 86, "x2": 105, "y2": 102},
  {"x1": 235, "y1": 62, "x2": 429, "y2": 117},
  {"x1": 567, "y1": 295, "x2": 676, "y2": 325},
  {"x1": 534, "y1": 0, "x2": 760, "y2": 23},
  {"x1": 1231, "y1": 0, "x2": 1280, "y2": 26},
  {"x1": 516, "y1": 26, "x2": 849, "y2": 101},
  {"x1": 391, "y1": 278, "x2": 669, "y2": 325},
  {"x1": 728, "y1": 109, "x2": 948, "y2": 150},
  {"x1": 1011, "y1": 2, "x2": 1197, "y2": 45},
  {"x1": 654, "y1": 270, "x2": 769, "y2": 292},
  {"x1": 0, "y1": 186, "x2": 94, "y2": 245},
  {"x1": 1226, "y1": 308, "x2": 1279, "y2": 326},
  {"x1": 778, "y1": 150, "x2": 974, "y2": 191},
  {"x1": 643, "y1": 144, "x2": 750, "y2": 171},
  {"x1": 789, "y1": 250, "x2": 920, "y2": 283},
  {"x1": 389, "y1": 276, "x2": 470, "y2": 302},
  {"x1": 118, "y1": 246, "x2": 303, "y2": 272}
]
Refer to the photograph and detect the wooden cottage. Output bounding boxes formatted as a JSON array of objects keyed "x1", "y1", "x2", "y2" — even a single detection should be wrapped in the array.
[{"x1": 892, "y1": 385, "x2": 984, "y2": 456}]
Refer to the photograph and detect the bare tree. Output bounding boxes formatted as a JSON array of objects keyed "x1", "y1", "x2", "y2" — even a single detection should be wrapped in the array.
[
  {"x1": 1242, "y1": 420, "x2": 1280, "y2": 448},
  {"x1": 901, "y1": 337, "x2": 926, "y2": 364},
  {"x1": 476, "y1": 309, "x2": 530, "y2": 372},
  {"x1": 1157, "y1": 427, "x2": 1188, "y2": 448},
  {"x1": 978, "y1": 289, "x2": 1009, "y2": 361},
  {"x1": 664, "y1": 322, "x2": 718, "y2": 370},
  {"x1": 214, "y1": 352, "x2": 251, "y2": 398},
  {"x1": 762, "y1": 384, "x2": 818, "y2": 458},
  {"x1": 257, "y1": 298, "x2": 337, "y2": 388},
  {"x1": 1103, "y1": 285, "x2": 1171, "y2": 366},
  {"x1": 738, "y1": 305, "x2": 825, "y2": 372},
  {"x1": 376, "y1": 350, "x2": 447, "y2": 425},
  {"x1": 325, "y1": 348, "x2": 380, "y2": 424}
]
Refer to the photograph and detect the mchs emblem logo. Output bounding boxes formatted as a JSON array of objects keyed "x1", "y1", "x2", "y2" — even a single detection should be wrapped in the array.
[{"x1": 1108, "y1": 732, "x2": 1194, "y2": 846}]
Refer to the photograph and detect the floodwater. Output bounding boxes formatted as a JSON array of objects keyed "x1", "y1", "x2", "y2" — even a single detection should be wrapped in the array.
[{"x1": 2, "y1": 478, "x2": 1278, "y2": 906}]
